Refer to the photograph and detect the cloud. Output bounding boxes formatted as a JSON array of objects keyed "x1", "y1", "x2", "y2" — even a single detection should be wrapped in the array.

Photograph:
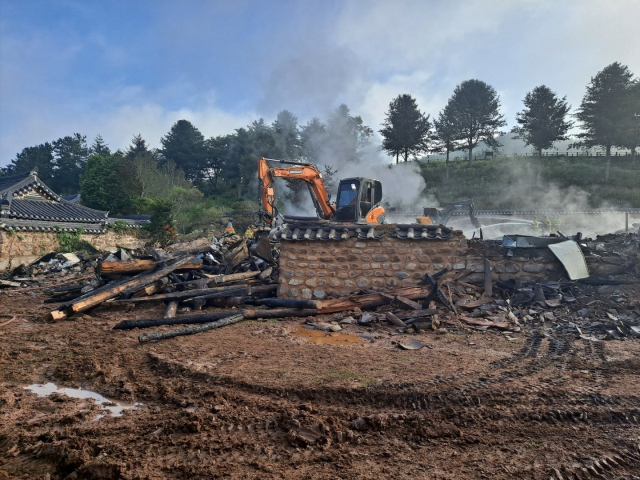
[
  {"x1": 2, "y1": 0, "x2": 640, "y2": 168},
  {"x1": 0, "y1": 83, "x2": 256, "y2": 162}
]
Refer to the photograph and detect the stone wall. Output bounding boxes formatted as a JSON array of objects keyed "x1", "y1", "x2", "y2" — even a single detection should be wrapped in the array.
[
  {"x1": 0, "y1": 230, "x2": 145, "y2": 271},
  {"x1": 277, "y1": 234, "x2": 605, "y2": 300},
  {"x1": 277, "y1": 232, "x2": 468, "y2": 300}
]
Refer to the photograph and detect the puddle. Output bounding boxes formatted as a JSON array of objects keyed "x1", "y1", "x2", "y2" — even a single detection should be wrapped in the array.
[
  {"x1": 25, "y1": 383, "x2": 141, "y2": 420},
  {"x1": 293, "y1": 326, "x2": 366, "y2": 345}
]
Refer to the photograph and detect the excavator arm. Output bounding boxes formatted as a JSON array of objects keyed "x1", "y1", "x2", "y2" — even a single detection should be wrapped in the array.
[{"x1": 258, "y1": 157, "x2": 335, "y2": 221}]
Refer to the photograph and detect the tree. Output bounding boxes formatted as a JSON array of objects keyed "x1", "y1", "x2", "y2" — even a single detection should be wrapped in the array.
[
  {"x1": 325, "y1": 104, "x2": 373, "y2": 164},
  {"x1": 80, "y1": 154, "x2": 131, "y2": 213},
  {"x1": 126, "y1": 134, "x2": 152, "y2": 160},
  {"x1": 380, "y1": 94, "x2": 431, "y2": 163},
  {"x1": 512, "y1": 85, "x2": 572, "y2": 158},
  {"x1": 448, "y1": 79, "x2": 506, "y2": 165},
  {"x1": 574, "y1": 62, "x2": 635, "y2": 181},
  {"x1": 432, "y1": 101, "x2": 461, "y2": 180},
  {"x1": 159, "y1": 120, "x2": 207, "y2": 181},
  {"x1": 219, "y1": 127, "x2": 256, "y2": 198},
  {"x1": 272, "y1": 110, "x2": 301, "y2": 160},
  {"x1": 90, "y1": 134, "x2": 111, "y2": 156},
  {"x1": 51, "y1": 133, "x2": 90, "y2": 194},
  {"x1": 300, "y1": 117, "x2": 328, "y2": 164},
  {"x1": 145, "y1": 200, "x2": 177, "y2": 247},
  {"x1": 2, "y1": 143, "x2": 55, "y2": 183},
  {"x1": 203, "y1": 135, "x2": 232, "y2": 191},
  {"x1": 620, "y1": 81, "x2": 640, "y2": 163}
]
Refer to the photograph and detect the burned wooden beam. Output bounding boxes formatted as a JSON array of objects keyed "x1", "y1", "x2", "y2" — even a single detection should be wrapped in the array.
[
  {"x1": 315, "y1": 286, "x2": 436, "y2": 314},
  {"x1": 138, "y1": 313, "x2": 245, "y2": 343},
  {"x1": 484, "y1": 258, "x2": 492, "y2": 297},
  {"x1": 98, "y1": 257, "x2": 202, "y2": 275},
  {"x1": 380, "y1": 293, "x2": 422, "y2": 310},
  {"x1": 385, "y1": 312, "x2": 406, "y2": 327},
  {"x1": 114, "y1": 311, "x2": 239, "y2": 330},
  {"x1": 247, "y1": 298, "x2": 318, "y2": 309},
  {"x1": 206, "y1": 270, "x2": 260, "y2": 286},
  {"x1": 111, "y1": 283, "x2": 277, "y2": 304},
  {"x1": 132, "y1": 277, "x2": 169, "y2": 297},
  {"x1": 164, "y1": 301, "x2": 178, "y2": 319},
  {"x1": 243, "y1": 308, "x2": 317, "y2": 319},
  {"x1": 394, "y1": 308, "x2": 439, "y2": 321}
]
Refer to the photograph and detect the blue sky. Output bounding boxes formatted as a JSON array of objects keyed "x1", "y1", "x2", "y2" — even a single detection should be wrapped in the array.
[{"x1": 1, "y1": 0, "x2": 639, "y2": 166}]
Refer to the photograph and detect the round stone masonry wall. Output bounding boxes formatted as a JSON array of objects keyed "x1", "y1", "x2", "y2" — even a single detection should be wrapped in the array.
[{"x1": 277, "y1": 232, "x2": 467, "y2": 299}]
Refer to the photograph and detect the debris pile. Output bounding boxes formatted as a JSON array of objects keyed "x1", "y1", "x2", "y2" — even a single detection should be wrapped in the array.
[
  {"x1": 36, "y1": 233, "x2": 278, "y2": 321},
  {"x1": 2, "y1": 230, "x2": 638, "y2": 345}
]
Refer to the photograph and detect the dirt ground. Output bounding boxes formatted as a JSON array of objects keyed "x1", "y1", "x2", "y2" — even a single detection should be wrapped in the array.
[{"x1": 1, "y1": 280, "x2": 640, "y2": 479}]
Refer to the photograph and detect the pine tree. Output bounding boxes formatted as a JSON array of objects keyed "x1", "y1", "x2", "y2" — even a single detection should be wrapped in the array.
[
  {"x1": 448, "y1": 80, "x2": 506, "y2": 165},
  {"x1": 380, "y1": 94, "x2": 431, "y2": 163},
  {"x1": 51, "y1": 134, "x2": 90, "y2": 194},
  {"x1": 91, "y1": 134, "x2": 111, "y2": 156},
  {"x1": 432, "y1": 101, "x2": 460, "y2": 180},
  {"x1": 512, "y1": 85, "x2": 572, "y2": 158},
  {"x1": 159, "y1": 120, "x2": 207, "y2": 181},
  {"x1": 574, "y1": 62, "x2": 635, "y2": 181}
]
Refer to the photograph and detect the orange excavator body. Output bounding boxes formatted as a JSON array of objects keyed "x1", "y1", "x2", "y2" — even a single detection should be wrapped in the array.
[{"x1": 258, "y1": 157, "x2": 385, "y2": 225}]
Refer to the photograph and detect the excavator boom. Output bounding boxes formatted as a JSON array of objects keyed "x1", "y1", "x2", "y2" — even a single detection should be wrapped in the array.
[
  {"x1": 257, "y1": 157, "x2": 385, "y2": 225},
  {"x1": 258, "y1": 157, "x2": 335, "y2": 221}
]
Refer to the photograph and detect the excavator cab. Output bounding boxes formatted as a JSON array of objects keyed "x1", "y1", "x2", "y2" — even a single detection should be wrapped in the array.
[{"x1": 335, "y1": 178, "x2": 384, "y2": 224}]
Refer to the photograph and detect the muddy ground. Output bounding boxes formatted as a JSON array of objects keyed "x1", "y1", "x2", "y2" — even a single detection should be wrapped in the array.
[{"x1": 1, "y1": 279, "x2": 640, "y2": 479}]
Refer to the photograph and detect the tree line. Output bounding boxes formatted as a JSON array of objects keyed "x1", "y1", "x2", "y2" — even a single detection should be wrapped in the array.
[
  {"x1": 1, "y1": 61, "x2": 638, "y2": 231},
  {"x1": 381, "y1": 62, "x2": 639, "y2": 183}
]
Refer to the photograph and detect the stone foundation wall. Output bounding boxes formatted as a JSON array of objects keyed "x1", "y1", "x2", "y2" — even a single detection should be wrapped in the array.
[
  {"x1": 277, "y1": 235, "x2": 609, "y2": 299},
  {"x1": 458, "y1": 249, "x2": 564, "y2": 285},
  {"x1": 277, "y1": 233, "x2": 468, "y2": 299},
  {"x1": 0, "y1": 230, "x2": 145, "y2": 271}
]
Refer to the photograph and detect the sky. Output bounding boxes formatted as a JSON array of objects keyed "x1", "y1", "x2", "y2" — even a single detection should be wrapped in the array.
[{"x1": 1, "y1": 0, "x2": 639, "y2": 167}]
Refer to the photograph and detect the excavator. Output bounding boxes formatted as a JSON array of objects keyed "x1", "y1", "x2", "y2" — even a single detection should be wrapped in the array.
[
  {"x1": 258, "y1": 157, "x2": 385, "y2": 225},
  {"x1": 416, "y1": 200, "x2": 481, "y2": 229},
  {"x1": 257, "y1": 157, "x2": 481, "y2": 229}
]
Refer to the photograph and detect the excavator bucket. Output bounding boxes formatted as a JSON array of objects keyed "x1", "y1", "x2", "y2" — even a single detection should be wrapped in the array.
[{"x1": 251, "y1": 236, "x2": 274, "y2": 264}]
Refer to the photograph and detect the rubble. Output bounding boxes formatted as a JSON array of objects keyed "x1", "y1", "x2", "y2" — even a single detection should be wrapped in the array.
[{"x1": 0, "y1": 228, "x2": 637, "y2": 345}]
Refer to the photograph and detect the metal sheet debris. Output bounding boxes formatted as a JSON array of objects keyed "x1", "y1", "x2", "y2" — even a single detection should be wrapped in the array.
[{"x1": 548, "y1": 240, "x2": 590, "y2": 280}]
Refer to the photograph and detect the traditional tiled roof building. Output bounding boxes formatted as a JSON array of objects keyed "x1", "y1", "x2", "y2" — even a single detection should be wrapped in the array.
[{"x1": 0, "y1": 169, "x2": 108, "y2": 233}]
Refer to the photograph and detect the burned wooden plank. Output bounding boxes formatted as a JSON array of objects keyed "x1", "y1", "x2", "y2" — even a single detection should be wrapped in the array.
[{"x1": 459, "y1": 316, "x2": 511, "y2": 330}]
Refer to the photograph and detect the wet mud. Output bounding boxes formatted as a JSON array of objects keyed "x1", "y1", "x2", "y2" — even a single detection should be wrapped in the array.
[{"x1": 1, "y1": 287, "x2": 640, "y2": 479}]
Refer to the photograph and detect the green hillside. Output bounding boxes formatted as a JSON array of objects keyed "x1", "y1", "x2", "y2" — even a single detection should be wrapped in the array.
[{"x1": 417, "y1": 156, "x2": 640, "y2": 210}]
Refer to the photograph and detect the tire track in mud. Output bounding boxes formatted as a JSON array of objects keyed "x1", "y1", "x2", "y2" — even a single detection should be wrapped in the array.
[
  {"x1": 548, "y1": 443, "x2": 640, "y2": 480},
  {"x1": 144, "y1": 331, "x2": 629, "y2": 417}
]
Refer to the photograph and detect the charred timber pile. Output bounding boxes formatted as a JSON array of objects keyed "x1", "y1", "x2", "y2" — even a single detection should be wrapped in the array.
[
  {"x1": 34, "y1": 231, "x2": 640, "y2": 344},
  {"x1": 43, "y1": 234, "x2": 280, "y2": 322}
]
